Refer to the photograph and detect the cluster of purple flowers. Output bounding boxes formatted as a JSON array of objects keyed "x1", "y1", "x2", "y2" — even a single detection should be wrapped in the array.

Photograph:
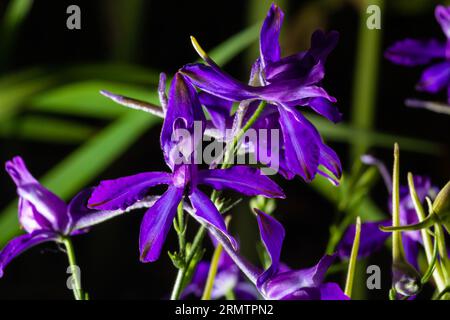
[{"x1": 1, "y1": 3, "x2": 449, "y2": 301}]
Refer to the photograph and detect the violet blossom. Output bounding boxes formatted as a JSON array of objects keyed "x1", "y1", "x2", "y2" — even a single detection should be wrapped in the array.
[
  {"x1": 180, "y1": 4, "x2": 342, "y2": 184},
  {"x1": 385, "y1": 5, "x2": 450, "y2": 103},
  {"x1": 0, "y1": 156, "x2": 141, "y2": 277},
  {"x1": 196, "y1": 207, "x2": 348, "y2": 300},
  {"x1": 88, "y1": 73, "x2": 285, "y2": 262},
  {"x1": 181, "y1": 249, "x2": 258, "y2": 300}
]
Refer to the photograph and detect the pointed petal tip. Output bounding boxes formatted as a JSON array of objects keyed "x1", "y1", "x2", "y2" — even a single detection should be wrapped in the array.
[{"x1": 190, "y1": 36, "x2": 208, "y2": 61}]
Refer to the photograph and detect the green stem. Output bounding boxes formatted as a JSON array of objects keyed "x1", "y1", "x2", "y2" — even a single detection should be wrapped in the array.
[
  {"x1": 201, "y1": 243, "x2": 224, "y2": 300},
  {"x1": 392, "y1": 143, "x2": 404, "y2": 262},
  {"x1": 222, "y1": 101, "x2": 267, "y2": 169},
  {"x1": 170, "y1": 268, "x2": 186, "y2": 300},
  {"x1": 408, "y1": 173, "x2": 445, "y2": 291},
  {"x1": 62, "y1": 237, "x2": 83, "y2": 300},
  {"x1": 344, "y1": 217, "x2": 361, "y2": 298}
]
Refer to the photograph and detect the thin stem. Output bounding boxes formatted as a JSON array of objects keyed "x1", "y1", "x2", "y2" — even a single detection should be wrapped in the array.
[
  {"x1": 177, "y1": 202, "x2": 186, "y2": 255},
  {"x1": 170, "y1": 227, "x2": 207, "y2": 300},
  {"x1": 408, "y1": 173, "x2": 445, "y2": 291},
  {"x1": 392, "y1": 143, "x2": 404, "y2": 262},
  {"x1": 222, "y1": 101, "x2": 267, "y2": 169},
  {"x1": 62, "y1": 237, "x2": 83, "y2": 300},
  {"x1": 170, "y1": 269, "x2": 185, "y2": 300},
  {"x1": 344, "y1": 216, "x2": 361, "y2": 298},
  {"x1": 201, "y1": 243, "x2": 223, "y2": 300}
]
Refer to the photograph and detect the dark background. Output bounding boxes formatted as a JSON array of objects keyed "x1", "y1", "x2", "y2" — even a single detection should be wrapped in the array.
[{"x1": 0, "y1": 0, "x2": 448, "y2": 299}]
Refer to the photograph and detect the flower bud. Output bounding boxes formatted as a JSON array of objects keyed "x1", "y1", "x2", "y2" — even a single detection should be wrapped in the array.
[{"x1": 392, "y1": 261, "x2": 422, "y2": 297}]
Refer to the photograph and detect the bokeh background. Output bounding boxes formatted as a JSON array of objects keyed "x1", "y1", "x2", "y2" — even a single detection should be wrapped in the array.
[{"x1": 0, "y1": 0, "x2": 449, "y2": 299}]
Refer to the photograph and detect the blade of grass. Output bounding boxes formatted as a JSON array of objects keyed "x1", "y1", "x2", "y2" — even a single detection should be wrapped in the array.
[
  {"x1": 0, "y1": 115, "x2": 96, "y2": 143},
  {"x1": 29, "y1": 81, "x2": 159, "y2": 119}
]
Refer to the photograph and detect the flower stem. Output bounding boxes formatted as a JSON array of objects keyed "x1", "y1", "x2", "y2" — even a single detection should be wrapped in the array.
[
  {"x1": 201, "y1": 243, "x2": 223, "y2": 300},
  {"x1": 222, "y1": 101, "x2": 267, "y2": 169},
  {"x1": 344, "y1": 216, "x2": 361, "y2": 298},
  {"x1": 408, "y1": 173, "x2": 445, "y2": 291},
  {"x1": 62, "y1": 237, "x2": 84, "y2": 300},
  {"x1": 392, "y1": 143, "x2": 404, "y2": 262}
]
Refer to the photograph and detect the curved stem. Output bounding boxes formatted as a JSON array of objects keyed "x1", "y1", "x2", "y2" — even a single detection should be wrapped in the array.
[
  {"x1": 344, "y1": 217, "x2": 361, "y2": 298},
  {"x1": 62, "y1": 237, "x2": 84, "y2": 300},
  {"x1": 408, "y1": 172, "x2": 445, "y2": 291}
]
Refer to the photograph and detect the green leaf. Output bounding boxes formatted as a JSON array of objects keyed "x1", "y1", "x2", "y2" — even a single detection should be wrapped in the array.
[
  {"x1": 0, "y1": 115, "x2": 96, "y2": 143},
  {"x1": 29, "y1": 80, "x2": 159, "y2": 119}
]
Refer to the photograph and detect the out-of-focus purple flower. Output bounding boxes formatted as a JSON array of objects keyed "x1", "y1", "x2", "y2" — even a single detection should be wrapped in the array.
[
  {"x1": 337, "y1": 155, "x2": 438, "y2": 268},
  {"x1": 182, "y1": 250, "x2": 259, "y2": 300},
  {"x1": 0, "y1": 156, "x2": 143, "y2": 277},
  {"x1": 385, "y1": 5, "x2": 450, "y2": 103},
  {"x1": 180, "y1": 4, "x2": 342, "y2": 184},
  {"x1": 88, "y1": 73, "x2": 285, "y2": 263},
  {"x1": 195, "y1": 207, "x2": 348, "y2": 300}
]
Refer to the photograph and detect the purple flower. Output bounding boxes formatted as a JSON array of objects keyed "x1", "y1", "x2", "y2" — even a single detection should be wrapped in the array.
[
  {"x1": 88, "y1": 73, "x2": 285, "y2": 263},
  {"x1": 337, "y1": 156, "x2": 438, "y2": 268},
  {"x1": 195, "y1": 207, "x2": 348, "y2": 300},
  {"x1": 385, "y1": 5, "x2": 450, "y2": 103},
  {"x1": 182, "y1": 250, "x2": 259, "y2": 300},
  {"x1": 0, "y1": 156, "x2": 140, "y2": 277},
  {"x1": 180, "y1": 4, "x2": 342, "y2": 184}
]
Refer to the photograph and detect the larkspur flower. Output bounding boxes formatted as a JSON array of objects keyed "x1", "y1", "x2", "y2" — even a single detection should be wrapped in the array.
[
  {"x1": 88, "y1": 73, "x2": 285, "y2": 262},
  {"x1": 181, "y1": 249, "x2": 258, "y2": 300},
  {"x1": 180, "y1": 4, "x2": 342, "y2": 184},
  {"x1": 385, "y1": 5, "x2": 450, "y2": 103},
  {"x1": 337, "y1": 155, "x2": 438, "y2": 269},
  {"x1": 193, "y1": 207, "x2": 348, "y2": 300},
  {"x1": 0, "y1": 156, "x2": 146, "y2": 277}
]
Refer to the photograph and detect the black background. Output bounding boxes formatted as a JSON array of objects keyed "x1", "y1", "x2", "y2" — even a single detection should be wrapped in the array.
[{"x1": 0, "y1": 0, "x2": 448, "y2": 299}]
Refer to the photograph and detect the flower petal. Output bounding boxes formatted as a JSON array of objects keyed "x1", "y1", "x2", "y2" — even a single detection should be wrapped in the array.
[
  {"x1": 139, "y1": 186, "x2": 184, "y2": 262},
  {"x1": 197, "y1": 166, "x2": 285, "y2": 198},
  {"x1": 337, "y1": 221, "x2": 391, "y2": 259},
  {"x1": 278, "y1": 106, "x2": 320, "y2": 182},
  {"x1": 264, "y1": 30, "x2": 338, "y2": 83},
  {"x1": 161, "y1": 73, "x2": 204, "y2": 169},
  {"x1": 68, "y1": 188, "x2": 160, "y2": 232},
  {"x1": 385, "y1": 39, "x2": 446, "y2": 66},
  {"x1": 260, "y1": 3, "x2": 284, "y2": 67},
  {"x1": 0, "y1": 231, "x2": 58, "y2": 278},
  {"x1": 318, "y1": 141, "x2": 342, "y2": 184},
  {"x1": 261, "y1": 254, "x2": 336, "y2": 299},
  {"x1": 189, "y1": 189, "x2": 238, "y2": 251},
  {"x1": 416, "y1": 61, "x2": 450, "y2": 93},
  {"x1": 6, "y1": 156, "x2": 69, "y2": 233},
  {"x1": 181, "y1": 63, "x2": 336, "y2": 104},
  {"x1": 199, "y1": 91, "x2": 233, "y2": 132},
  {"x1": 319, "y1": 283, "x2": 350, "y2": 300},
  {"x1": 181, "y1": 63, "x2": 258, "y2": 101},
  {"x1": 254, "y1": 209, "x2": 285, "y2": 287},
  {"x1": 306, "y1": 97, "x2": 343, "y2": 123},
  {"x1": 88, "y1": 172, "x2": 172, "y2": 211},
  {"x1": 435, "y1": 5, "x2": 450, "y2": 39}
]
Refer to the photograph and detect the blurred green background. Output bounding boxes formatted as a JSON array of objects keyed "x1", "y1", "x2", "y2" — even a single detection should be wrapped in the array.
[{"x1": 0, "y1": 0, "x2": 448, "y2": 299}]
